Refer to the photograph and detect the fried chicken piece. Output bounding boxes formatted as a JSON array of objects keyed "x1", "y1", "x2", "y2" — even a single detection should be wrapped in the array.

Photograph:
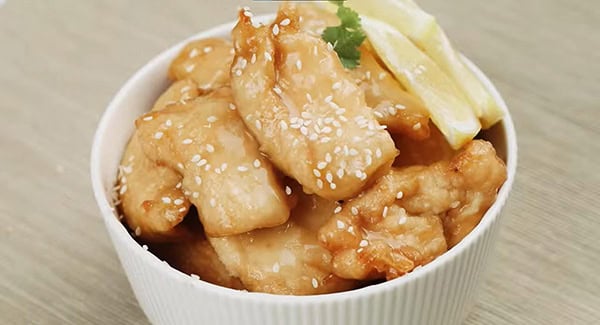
[
  {"x1": 150, "y1": 223, "x2": 245, "y2": 290},
  {"x1": 136, "y1": 88, "x2": 291, "y2": 236},
  {"x1": 169, "y1": 38, "x2": 234, "y2": 92},
  {"x1": 209, "y1": 190, "x2": 359, "y2": 295},
  {"x1": 351, "y1": 45, "x2": 430, "y2": 139},
  {"x1": 118, "y1": 79, "x2": 199, "y2": 242},
  {"x1": 230, "y1": 8, "x2": 397, "y2": 201},
  {"x1": 287, "y1": 3, "x2": 429, "y2": 140},
  {"x1": 393, "y1": 122, "x2": 455, "y2": 167},
  {"x1": 319, "y1": 140, "x2": 507, "y2": 280}
]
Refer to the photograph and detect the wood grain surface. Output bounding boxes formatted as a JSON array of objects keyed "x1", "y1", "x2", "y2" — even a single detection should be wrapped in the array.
[{"x1": 1, "y1": 0, "x2": 598, "y2": 324}]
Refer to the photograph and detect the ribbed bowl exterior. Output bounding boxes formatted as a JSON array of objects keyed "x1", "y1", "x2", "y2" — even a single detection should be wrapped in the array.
[{"x1": 92, "y1": 15, "x2": 517, "y2": 325}]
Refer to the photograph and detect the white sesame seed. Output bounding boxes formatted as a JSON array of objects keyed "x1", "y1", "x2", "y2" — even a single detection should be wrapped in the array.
[
  {"x1": 296, "y1": 60, "x2": 302, "y2": 70},
  {"x1": 357, "y1": 248, "x2": 364, "y2": 253},
  {"x1": 280, "y1": 18, "x2": 291, "y2": 26},
  {"x1": 176, "y1": 182, "x2": 182, "y2": 189},
  {"x1": 334, "y1": 146, "x2": 341, "y2": 154},
  {"x1": 312, "y1": 278, "x2": 319, "y2": 288},
  {"x1": 398, "y1": 216, "x2": 408, "y2": 225},
  {"x1": 237, "y1": 165, "x2": 248, "y2": 172},
  {"x1": 285, "y1": 186, "x2": 292, "y2": 195},
  {"x1": 334, "y1": 206, "x2": 343, "y2": 214},
  {"x1": 376, "y1": 148, "x2": 382, "y2": 158},
  {"x1": 255, "y1": 120, "x2": 262, "y2": 130},
  {"x1": 143, "y1": 116, "x2": 153, "y2": 121},
  {"x1": 350, "y1": 149, "x2": 359, "y2": 156},
  {"x1": 203, "y1": 46, "x2": 213, "y2": 53},
  {"x1": 189, "y1": 48, "x2": 199, "y2": 58},
  {"x1": 366, "y1": 155, "x2": 373, "y2": 166},
  {"x1": 243, "y1": 10, "x2": 252, "y2": 17},
  {"x1": 206, "y1": 144, "x2": 215, "y2": 153},
  {"x1": 306, "y1": 93, "x2": 313, "y2": 103},
  {"x1": 450, "y1": 201, "x2": 461, "y2": 209},
  {"x1": 300, "y1": 126, "x2": 308, "y2": 136},
  {"x1": 336, "y1": 168, "x2": 344, "y2": 178},
  {"x1": 154, "y1": 132, "x2": 163, "y2": 139},
  {"x1": 317, "y1": 161, "x2": 327, "y2": 170},
  {"x1": 313, "y1": 169, "x2": 321, "y2": 177},
  {"x1": 273, "y1": 86, "x2": 282, "y2": 95},
  {"x1": 180, "y1": 86, "x2": 191, "y2": 94},
  {"x1": 182, "y1": 138, "x2": 193, "y2": 145},
  {"x1": 359, "y1": 171, "x2": 367, "y2": 181},
  {"x1": 351, "y1": 207, "x2": 359, "y2": 215},
  {"x1": 204, "y1": 164, "x2": 211, "y2": 171},
  {"x1": 272, "y1": 24, "x2": 280, "y2": 35},
  {"x1": 229, "y1": 103, "x2": 236, "y2": 110},
  {"x1": 359, "y1": 240, "x2": 369, "y2": 247},
  {"x1": 207, "y1": 116, "x2": 218, "y2": 123},
  {"x1": 332, "y1": 82, "x2": 342, "y2": 90},
  {"x1": 396, "y1": 191, "x2": 404, "y2": 199},
  {"x1": 134, "y1": 227, "x2": 141, "y2": 236},
  {"x1": 374, "y1": 111, "x2": 384, "y2": 118},
  {"x1": 272, "y1": 262, "x2": 280, "y2": 273},
  {"x1": 119, "y1": 185, "x2": 128, "y2": 195},
  {"x1": 265, "y1": 52, "x2": 272, "y2": 61},
  {"x1": 192, "y1": 192, "x2": 199, "y2": 198},
  {"x1": 413, "y1": 122, "x2": 422, "y2": 130},
  {"x1": 191, "y1": 154, "x2": 201, "y2": 163},
  {"x1": 379, "y1": 72, "x2": 386, "y2": 80},
  {"x1": 197, "y1": 159, "x2": 207, "y2": 167},
  {"x1": 250, "y1": 53, "x2": 257, "y2": 64},
  {"x1": 347, "y1": 226, "x2": 354, "y2": 233},
  {"x1": 209, "y1": 198, "x2": 216, "y2": 207},
  {"x1": 214, "y1": 168, "x2": 222, "y2": 174},
  {"x1": 324, "y1": 95, "x2": 333, "y2": 103},
  {"x1": 178, "y1": 207, "x2": 186, "y2": 213},
  {"x1": 316, "y1": 179, "x2": 324, "y2": 189},
  {"x1": 177, "y1": 163, "x2": 184, "y2": 169},
  {"x1": 354, "y1": 170, "x2": 362, "y2": 178},
  {"x1": 162, "y1": 197, "x2": 171, "y2": 204},
  {"x1": 336, "y1": 129, "x2": 343, "y2": 137},
  {"x1": 174, "y1": 199, "x2": 184, "y2": 205},
  {"x1": 185, "y1": 65, "x2": 194, "y2": 73},
  {"x1": 279, "y1": 120, "x2": 288, "y2": 130},
  {"x1": 253, "y1": 159, "x2": 261, "y2": 168},
  {"x1": 326, "y1": 172, "x2": 333, "y2": 183},
  {"x1": 327, "y1": 42, "x2": 334, "y2": 51},
  {"x1": 395, "y1": 104, "x2": 406, "y2": 110},
  {"x1": 191, "y1": 274, "x2": 200, "y2": 280},
  {"x1": 382, "y1": 206, "x2": 389, "y2": 217},
  {"x1": 336, "y1": 108, "x2": 346, "y2": 115},
  {"x1": 336, "y1": 220, "x2": 345, "y2": 229},
  {"x1": 365, "y1": 71, "x2": 371, "y2": 80},
  {"x1": 388, "y1": 106, "x2": 397, "y2": 115},
  {"x1": 195, "y1": 176, "x2": 202, "y2": 185},
  {"x1": 235, "y1": 69, "x2": 242, "y2": 76},
  {"x1": 142, "y1": 244, "x2": 148, "y2": 250}
]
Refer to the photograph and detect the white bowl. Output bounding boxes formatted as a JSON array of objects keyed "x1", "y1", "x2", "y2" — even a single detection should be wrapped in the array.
[{"x1": 91, "y1": 15, "x2": 517, "y2": 325}]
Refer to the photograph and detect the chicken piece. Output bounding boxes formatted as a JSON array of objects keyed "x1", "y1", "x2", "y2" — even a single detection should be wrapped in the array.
[
  {"x1": 118, "y1": 80, "x2": 199, "y2": 242},
  {"x1": 209, "y1": 190, "x2": 359, "y2": 295},
  {"x1": 288, "y1": 3, "x2": 430, "y2": 139},
  {"x1": 169, "y1": 38, "x2": 234, "y2": 92},
  {"x1": 351, "y1": 45, "x2": 430, "y2": 139},
  {"x1": 136, "y1": 88, "x2": 291, "y2": 236},
  {"x1": 150, "y1": 221, "x2": 245, "y2": 290},
  {"x1": 393, "y1": 122, "x2": 455, "y2": 167},
  {"x1": 230, "y1": 8, "x2": 397, "y2": 201},
  {"x1": 319, "y1": 140, "x2": 507, "y2": 280}
]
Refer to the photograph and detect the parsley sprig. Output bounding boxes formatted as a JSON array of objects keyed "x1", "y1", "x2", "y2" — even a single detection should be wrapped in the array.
[{"x1": 321, "y1": 1, "x2": 367, "y2": 69}]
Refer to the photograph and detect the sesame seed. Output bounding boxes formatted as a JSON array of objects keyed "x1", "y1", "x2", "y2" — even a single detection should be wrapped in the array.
[
  {"x1": 195, "y1": 176, "x2": 202, "y2": 185},
  {"x1": 272, "y1": 24, "x2": 280, "y2": 35},
  {"x1": 324, "y1": 95, "x2": 333, "y2": 103},
  {"x1": 209, "y1": 198, "x2": 216, "y2": 207},
  {"x1": 365, "y1": 71, "x2": 371, "y2": 80},
  {"x1": 273, "y1": 86, "x2": 282, "y2": 95},
  {"x1": 301, "y1": 111, "x2": 312, "y2": 119},
  {"x1": 178, "y1": 207, "x2": 186, "y2": 213},
  {"x1": 334, "y1": 206, "x2": 342, "y2": 214},
  {"x1": 366, "y1": 155, "x2": 372, "y2": 166},
  {"x1": 239, "y1": 58, "x2": 247, "y2": 69},
  {"x1": 388, "y1": 106, "x2": 397, "y2": 115},
  {"x1": 189, "y1": 48, "x2": 199, "y2": 58},
  {"x1": 313, "y1": 45, "x2": 318, "y2": 56},
  {"x1": 374, "y1": 111, "x2": 384, "y2": 118},
  {"x1": 191, "y1": 154, "x2": 201, "y2": 163},
  {"x1": 142, "y1": 244, "x2": 148, "y2": 250},
  {"x1": 336, "y1": 129, "x2": 343, "y2": 137},
  {"x1": 272, "y1": 262, "x2": 280, "y2": 273},
  {"x1": 359, "y1": 240, "x2": 369, "y2": 247},
  {"x1": 192, "y1": 192, "x2": 199, "y2": 198},
  {"x1": 285, "y1": 186, "x2": 292, "y2": 195},
  {"x1": 214, "y1": 168, "x2": 222, "y2": 174},
  {"x1": 300, "y1": 126, "x2": 308, "y2": 136},
  {"x1": 379, "y1": 72, "x2": 386, "y2": 80},
  {"x1": 265, "y1": 52, "x2": 272, "y2": 61},
  {"x1": 332, "y1": 82, "x2": 342, "y2": 90},
  {"x1": 161, "y1": 197, "x2": 171, "y2": 204},
  {"x1": 176, "y1": 182, "x2": 182, "y2": 189},
  {"x1": 334, "y1": 146, "x2": 341, "y2": 154},
  {"x1": 317, "y1": 161, "x2": 327, "y2": 170},
  {"x1": 312, "y1": 278, "x2": 319, "y2": 288},
  {"x1": 185, "y1": 65, "x2": 194, "y2": 73},
  {"x1": 348, "y1": 226, "x2": 354, "y2": 233},
  {"x1": 357, "y1": 248, "x2": 364, "y2": 253},
  {"x1": 255, "y1": 120, "x2": 262, "y2": 130},
  {"x1": 376, "y1": 148, "x2": 382, "y2": 158},
  {"x1": 351, "y1": 207, "x2": 359, "y2": 215},
  {"x1": 134, "y1": 227, "x2": 141, "y2": 236},
  {"x1": 450, "y1": 201, "x2": 461, "y2": 209},
  {"x1": 204, "y1": 164, "x2": 211, "y2": 171},
  {"x1": 197, "y1": 159, "x2": 207, "y2": 167},
  {"x1": 182, "y1": 138, "x2": 193, "y2": 144},
  {"x1": 316, "y1": 179, "x2": 324, "y2": 189},
  {"x1": 119, "y1": 185, "x2": 127, "y2": 195},
  {"x1": 143, "y1": 116, "x2": 153, "y2": 121},
  {"x1": 207, "y1": 116, "x2": 217, "y2": 123},
  {"x1": 221, "y1": 163, "x2": 228, "y2": 171},
  {"x1": 327, "y1": 42, "x2": 334, "y2": 51},
  {"x1": 330, "y1": 183, "x2": 337, "y2": 189},
  {"x1": 253, "y1": 159, "x2": 261, "y2": 168},
  {"x1": 177, "y1": 163, "x2": 184, "y2": 169},
  {"x1": 336, "y1": 168, "x2": 344, "y2": 178},
  {"x1": 382, "y1": 206, "x2": 389, "y2": 217},
  {"x1": 336, "y1": 108, "x2": 346, "y2": 115},
  {"x1": 321, "y1": 137, "x2": 331, "y2": 143},
  {"x1": 191, "y1": 274, "x2": 200, "y2": 280},
  {"x1": 280, "y1": 18, "x2": 291, "y2": 26},
  {"x1": 229, "y1": 103, "x2": 236, "y2": 110},
  {"x1": 206, "y1": 144, "x2": 215, "y2": 153},
  {"x1": 326, "y1": 172, "x2": 333, "y2": 183},
  {"x1": 237, "y1": 165, "x2": 248, "y2": 172},
  {"x1": 180, "y1": 86, "x2": 191, "y2": 94},
  {"x1": 296, "y1": 60, "x2": 302, "y2": 70},
  {"x1": 279, "y1": 120, "x2": 288, "y2": 130},
  {"x1": 398, "y1": 216, "x2": 408, "y2": 225},
  {"x1": 174, "y1": 199, "x2": 184, "y2": 205},
  {"x1": 395, "y1": 104, "x2": 406, "y2": 110},
  {"x1": 359, "y1": 172, "x2": 367, "y2": 181},
  {"x1": 354, "y1": 170, "x2": 362, "y2": 178},
  {"x1": 235, "y1": 69, "x2": 242, "y2": 76},
  {"x1": 154, "y1": 132, "x2": 163, "y2": 139},
  {"x1": 250, "y1": 53, "x2": 257, "y2": 64},
  {"x1": 313, "y1": 169, "x2": 321, "y2": 177},
  {"x1": 396, "y1": 191, "x2": 404, "y2": 199},
  {"x1": 413, "y1": 122, "x2": 422, "y2": 130},
  {"x1": 306, "y1": 93, "x2": 313, "y2": 103},
  {"x1": 243, "y1": 10, "x2": 252, "y2": 17},
  {"x1": 337, "y1": 220, "x2": 345, "y2": 229}
]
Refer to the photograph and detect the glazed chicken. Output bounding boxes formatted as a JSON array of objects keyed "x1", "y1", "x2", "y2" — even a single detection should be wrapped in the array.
[
  {"x1": 135, "y1": 88, "x2": 291, "y2": 236},
  {"x1": 209, "y1": 189, "x2": 359, "y2": 295},
  {"x1": 118, "y1": 80, "x2": 199, "y2": 242},
  {"x1": 319, "y1": 140, "x2": 507, "y2": 280},
  {"x1": 230, "y1": 8, "x2": 398, "y2": 201}
]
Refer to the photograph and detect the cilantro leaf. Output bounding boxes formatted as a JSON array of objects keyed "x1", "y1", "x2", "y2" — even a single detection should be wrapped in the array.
[{"x1": 322, "y1": 2, "x2": 366, "y2": 69}]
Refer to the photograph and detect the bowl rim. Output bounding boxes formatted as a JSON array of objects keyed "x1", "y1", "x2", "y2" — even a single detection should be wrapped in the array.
[{"x1": 91, "y1": 14, "x2": 517, "y2": 303}]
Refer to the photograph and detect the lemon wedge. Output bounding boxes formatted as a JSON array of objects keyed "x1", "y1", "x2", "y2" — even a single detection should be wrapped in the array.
[
  {"x1": 361, "y1": 17, "x2": 480, "y2": 149},
  {"x1": 343, "y1": 0, "x2": 504, "y2": 128}
]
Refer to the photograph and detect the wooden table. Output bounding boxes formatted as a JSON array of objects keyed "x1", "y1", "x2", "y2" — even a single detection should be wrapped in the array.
[{"x1": 1, "y1": 0, "x2": 598, "y2": 324}]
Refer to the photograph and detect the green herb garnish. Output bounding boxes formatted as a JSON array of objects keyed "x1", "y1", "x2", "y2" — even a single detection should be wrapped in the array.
[{"x1": 321, "y1": 1, "x2": 367, "y2": 69}]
